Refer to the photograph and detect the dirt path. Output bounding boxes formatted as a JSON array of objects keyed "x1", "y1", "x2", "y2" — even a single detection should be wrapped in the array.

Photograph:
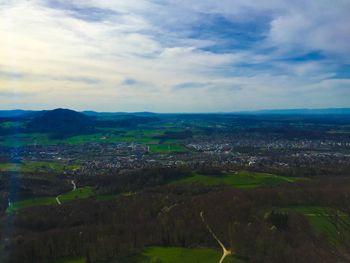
[
  {"x1": 71, "y1": 180, "x2": 76, "y2": 191},
  {"x1": 200, "y1": 211, "x2": 233, "y2": 263},
  {"x1": 304, "y1": 213, "x2": 346, "y2": 217},
  {"x1": 56, "y1": 180, "x2": 76, "y2": 205},
  {"x1": 56, "y1": 196, "x2": 61, "y2": 205}
]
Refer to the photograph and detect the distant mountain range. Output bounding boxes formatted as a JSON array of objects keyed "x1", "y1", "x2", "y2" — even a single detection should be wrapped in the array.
[
  {"x1": 0, "y1": 109, "x2": 37, "y2": 118},
  {"x1": 1, "y1": 108, "x2": 350, "y2": 118},
  {"x1": 82, "y1": 111, "x2": 158, "y2": 117},
  {"x1": 238, "y1": 108, "x2": 350, "y2": 115}
]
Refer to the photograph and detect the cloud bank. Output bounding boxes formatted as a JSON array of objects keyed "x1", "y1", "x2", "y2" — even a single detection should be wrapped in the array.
[{"x1": 0, "y1": 0, "x2": 349, "y2": 112}]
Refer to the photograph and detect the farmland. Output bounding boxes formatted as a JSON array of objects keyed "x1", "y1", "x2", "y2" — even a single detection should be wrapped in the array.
[
  {"x1": 0, "y1": 127, "x2": 190, "y2": 154},
  {"x1": 0, "y1": 161, "x2": 79, "y2": 173}
]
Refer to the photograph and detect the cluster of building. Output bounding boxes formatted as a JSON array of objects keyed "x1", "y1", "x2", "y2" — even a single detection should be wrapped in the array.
[{"x1": 0, "y1": 135, "x2": 349, "y2": 175}]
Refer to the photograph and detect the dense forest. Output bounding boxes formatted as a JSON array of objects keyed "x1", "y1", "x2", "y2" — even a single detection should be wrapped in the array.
[{"x1": 1, "y1": 167, "x2": 350, "y2": 263}]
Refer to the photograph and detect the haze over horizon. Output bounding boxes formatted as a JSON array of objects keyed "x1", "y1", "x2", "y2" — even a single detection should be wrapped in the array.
[{"x1": 1, "y1": 0, "x2": 350, "y2": 112}]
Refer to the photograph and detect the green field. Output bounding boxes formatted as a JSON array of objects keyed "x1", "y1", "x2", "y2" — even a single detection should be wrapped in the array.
[
  {"x1": 7, "y1": 186, "x2": 94, "y2": 213},
  {"x1": 52, "y1": 258, "x2": 85, "y2": 263},
  {"x1": 148, "y1": 144, "x2": 188, "y2": 153},
  {"x1": 278, "y1": 206, "x2": 350, "y2": 243},
  {"x1": 0, "y1": 161, "x2": 80, "y2": 173},
  {"x1": 59, "y1": 187, "x2": 94, "y2": 203},
  {"x1": 0, "y1": 130, "x2": 171, "y2": 146},
  {"x1": 173, "y1": 171, "x2": 303, "y2": 189},
  {"x1": 95, "y1": 191, "x2": 135, "y2": 201},
  {"x1": 141, "y1": 247, "x2": 243, "y2": 263},
  {"x1": 7, "y1": 197, "x2": 57, "y2": 213},
  {"x1": 0, "y1": 132, "x2": 126, "y2": 146},
  {"x1": 60, "y1": 132, "x2": 187, "y2": 151},
  {"x1": 62, "y1": 133, "x2": 159, "y2": 145},
  {"x1": 0, "y1": 121, "x2": 25, "y2": 129},
  {"x1": 52, "y1": 247, "x2": 243, "y2": 263},
  {"x1": 9, "y1": 184, "x2": 211, "y2": 211},
  {"x1": 0, "y1": 128, "x2": 192, "y2": 154},
  {"x1": 0, "y1": 128, "x2": 167, "y2": 146},
  {"x1": 0, "y1": 133, "x2": 54, "y2": 147}
]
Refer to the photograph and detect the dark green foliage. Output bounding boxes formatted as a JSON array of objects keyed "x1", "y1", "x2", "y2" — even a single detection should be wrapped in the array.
[
  {"x1": 24, "y1": 109, "x2": 158, "y2": 139},
  {"x1": 26, "y1": 109, "x2": 96, "y2": 139},
  {"x1": 93, "y1": 167, "x2": 192, "y2": 195},
  {"x1": 3, "y1": 176, "x2": 350, "y2": 263},
  {"x1": 195, "y1": 166, "x2": 224, "y2": 177},
  {"x1": 153, "y1": 130, "x2": 193, "y2": 140},
  {"x1": 268, "y1": 211, "x2": 289, "y2": 230}
]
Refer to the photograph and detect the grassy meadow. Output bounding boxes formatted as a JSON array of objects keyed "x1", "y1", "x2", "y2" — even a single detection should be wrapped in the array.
[
  {"x1": 7, "y1": 186, "x2": 94, "y2": 213},
  {"x1": 52, "y1": 258, "x2": 85, "y2": 263},
  {"x1": 0, "y1": 127, "x2": 190, "y2": 154},
  {"x1": 278, "y1": 206, "x2": 350, "y2": 244},
  {"x1": 52, "y1": 247, "x2": 244, "y2": 263},
  {"x1": 173, "y1": 170, "x2": 304, "y2": 189},
  {"x1": 0, "y1": 161, "x2": 80, "y2": 173},
  {"x1": 141, "y1": 247, "x2": 243, "y2": 263}
]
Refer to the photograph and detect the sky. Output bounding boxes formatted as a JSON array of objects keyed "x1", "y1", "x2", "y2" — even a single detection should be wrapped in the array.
[{"x1": 0, "y1": 0, "x2": 349, "y2": 112}]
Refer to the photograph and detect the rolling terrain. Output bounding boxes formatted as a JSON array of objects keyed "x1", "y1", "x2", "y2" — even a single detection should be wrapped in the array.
[{"x1": 0, "y1": 109, "x2": 350, "y2": 263}]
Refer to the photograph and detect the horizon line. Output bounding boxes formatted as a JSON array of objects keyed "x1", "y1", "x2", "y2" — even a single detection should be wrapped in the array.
[{"x1": 1, "y1": 107, "x2": 350, "y2": 115}]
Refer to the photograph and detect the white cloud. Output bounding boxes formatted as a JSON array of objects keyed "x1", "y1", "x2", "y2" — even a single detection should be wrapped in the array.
[
  {"x1": 267, "y1": 1, "x2": 350, "y2": 60},
  {"x1": 0, "y1": 0, "x2": 349, "y2": 112}
]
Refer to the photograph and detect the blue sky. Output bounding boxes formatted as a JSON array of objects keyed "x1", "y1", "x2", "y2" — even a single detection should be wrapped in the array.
[{"x1": 0, "y1": 0, "x2": 349, "y2": 112}]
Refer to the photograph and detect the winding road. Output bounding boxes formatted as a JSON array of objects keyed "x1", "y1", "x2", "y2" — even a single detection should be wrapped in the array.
[
  {"x1": 56, "y1": 180, "x2": 76, "y2": 205},
  {"x1": 71, "y1": 180, "x2": 76, "y2": 191}
]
